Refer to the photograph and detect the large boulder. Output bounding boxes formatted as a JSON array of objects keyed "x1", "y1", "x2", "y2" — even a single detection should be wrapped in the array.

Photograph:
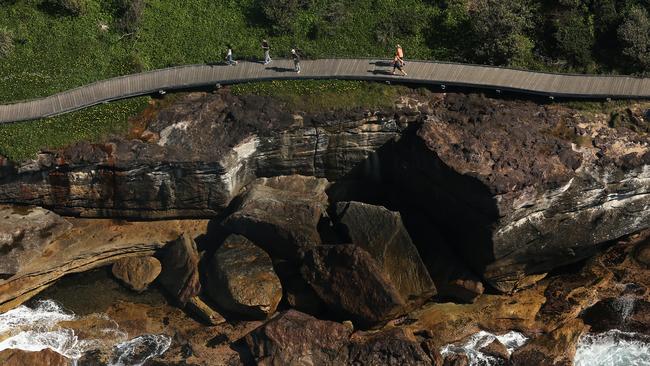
[
  {"x1": 111, "y1": 256, "x2": 162, "y2": 292},
  {"x1": 581, "y1": 298, "x2": 650, "y2": 334},
  {"x1": 223, "y1": 175, "x2": 329, "y2": 260},
  {"x1": 206, "y1": 234, "x2": 282, "y2": 319},
  {"x1": 244, "y1": 309, "x2": 352, "y2": 366},
  {"x1": 300, "y1": 244, "x2": 406, "y2": 326},
  {"x1": 0, "y1": 349, "x2": 69, "y2": 366},
  {"x1": 510, "y1": 319, "x2": 588, "y2": 366},
  {"x1": 0, "y1": 205, "x2": 72, "y2": 277},
  {"x1": 335, "y1": 202, "x2": 436, "y2": 303},
  {"x1": 158, "y1": 233, "x2": 201, "y2": 305},
  {"x1": 388, "y1": 93, "x2": 650, "y2": 292}
]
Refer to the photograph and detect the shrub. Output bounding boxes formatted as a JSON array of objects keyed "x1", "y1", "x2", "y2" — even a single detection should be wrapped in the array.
[
  {"x1": 554, "y1": 10, "x2": 595, "y2": 68},
  {"x1": 0, "y1": 27, "x2": 13, "y2": 58},
  {"x1": 618, "y1": 6, "x2": 650, "y2": 72},
  {"x1": 115, "y1": 0, "x2": 146, "y2": 34},
  {"x1": 45, "y1": 0, "x2": 87, "y2": 16},
  {"x1": 260, "y1": 0, "x2": 302, "y2": 35},
  {"x1": 468, "y1": 0, "x2": 537, "y2": 65}
]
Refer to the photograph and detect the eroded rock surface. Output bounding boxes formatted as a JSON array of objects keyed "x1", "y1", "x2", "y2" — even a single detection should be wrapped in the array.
[
  {"x1": 0, "y1": 205, "x2": 72, "y2": 277},
  {"x1": 389, "y1": 94, "x2": 650, "y2": 292},
  {"x1": 334, "y1": 201, "x2": 436, "y2": 303},
  {"x1": 0, "y1": 348, "x2": 69, "y2": 366},
  {"x1": 111, "y1": 256, "x2": 162, "y2": 292},
  {"x1": 206, "y1": 234, "x2": 282, "y2": 319},
  {"x1": 158, "y1": 234, "x2": 201, "y2": 305},
  {"x1": 301, "y1": 244, "x2": 406, "y2": 326},
  {"x1": 244, "y1": 309, "x2": 352, "y2": 366},
  {"x1": 223, "y1": 175, "x2": 329, "y2": 260}
]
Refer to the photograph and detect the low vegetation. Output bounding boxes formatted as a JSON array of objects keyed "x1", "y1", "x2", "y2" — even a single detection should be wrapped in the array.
[{"x1": 0, "y1": 97, "x2": 149, "y2": 161}]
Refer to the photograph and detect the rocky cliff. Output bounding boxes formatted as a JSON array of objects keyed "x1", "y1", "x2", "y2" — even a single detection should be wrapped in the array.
[{"x1": 1, "y1": 90, "x2": 649, "y2": 293}]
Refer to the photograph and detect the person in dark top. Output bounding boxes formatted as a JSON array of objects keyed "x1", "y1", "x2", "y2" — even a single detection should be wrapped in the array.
[
  {"x1": 262, "y1": 40, "x2": 271, "y2": 65},
  {"x1": 291, "y1": 48, "x2": 301, "y2": 73}
]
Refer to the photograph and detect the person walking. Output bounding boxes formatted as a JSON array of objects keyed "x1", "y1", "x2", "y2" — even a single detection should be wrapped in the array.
[
  {"x1": 262, "y1": 40, "x2": 271, "y2": 65},
  {"x1": 392, "y1": 54, "x2": 407, "y2": 76},
  {"x1": 225, "y1": 45, "x2": 237, "y2": 66},
  {"x1": 291, "y1": 48, "x2": 301, "y2": 73},
  {"x1": 396, "y1": 44, "x2": 404, "y2": 59}
]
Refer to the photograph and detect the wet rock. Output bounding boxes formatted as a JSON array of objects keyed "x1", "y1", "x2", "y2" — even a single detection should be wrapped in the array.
[
  {"x1": 244, "y1": 309, "x2": 352, "y2": 365},
  {"x1": 443, "y1": 353, "x2": 469, "y2": 366},
  {"x1": 0, "y1": 205, "x2": 72, "y2": 277},
  {"x1": 223, "y1": 175, "x2": 328, "y2": 260},
  {"x1": 78, "y1": 349, "x2": 111, "y2": 366},
  {"x1": 301, "y1": 244, "x2": 406, "y2": 326},
  {"x1": 479, "y1": 339, "x2": 509, "y2": 362},
  {"x1": 334, "y1": 202, "x2": 436, "y2": 303},
  {"x1": 206, "y1": 234, "x2": 282, "y2": 319},
  {"x1": 581, "y1": 297, "x2": 650, "y2": 334},
  {"x1": 510, "y1": 319, "x2": 588, "y2": 366},
  {"x1": 111, "y1": 256, "x2": 162, "y2": 292},
  {"x1": 158, "y1": 234, "x2": 201, "y2": 305},
  {"x1": 348, "y1": 328, "x2": 432, "y2": 366},
  {"x1": 0, "y1": 348, "x2": 69, "y2": 366},
  {"x1": 0, "y1": 218, "x2": 209, "y2": 312}
]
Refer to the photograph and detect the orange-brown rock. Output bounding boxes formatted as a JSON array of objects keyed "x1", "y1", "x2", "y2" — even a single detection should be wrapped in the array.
[
  {"x1": 510, "y1": 319, "x2": 588, "y2": 366},
  {"x1": 158, "y1": 234, "x2": 201, "y2": 305},
  {"x1": 111, "y1": 256, "x2": 162, "y2": 292},
  {"x1": 0, "y1": 348, "x2": 69, "y2": 366}
]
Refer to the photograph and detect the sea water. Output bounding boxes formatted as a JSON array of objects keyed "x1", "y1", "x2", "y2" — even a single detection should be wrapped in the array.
[
  {"x1": 0, "y1": 300, "x2": 171, "y2": 366},
  {"x1": 574, "y1": 330, "x2": 650, "y2": 366}
]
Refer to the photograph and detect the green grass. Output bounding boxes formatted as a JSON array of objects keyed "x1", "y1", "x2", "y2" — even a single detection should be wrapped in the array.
[
  {"x1": 0, "y1": 0, "x2": 436, "y2": 103},
  {"x1": 231, "y1": 80, "x2": 406, "y2": 112},
  {"x1": 0, "y1": 97, "x2": 149, "y2": 161},
  {"x1": 560, "y1": 100, "x2": 650, "y2": 114}
]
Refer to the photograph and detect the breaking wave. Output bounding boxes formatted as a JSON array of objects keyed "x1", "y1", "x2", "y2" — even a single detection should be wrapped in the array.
[
  {"x1": 574, "y1": 329, "x2": 650, "y2": 366},
  {"x1": 440, "y1": 330, "x2": 528, "y2": 365},
  {"x1": 0, "y1": 300, "x2": 171, "y2": 365}
]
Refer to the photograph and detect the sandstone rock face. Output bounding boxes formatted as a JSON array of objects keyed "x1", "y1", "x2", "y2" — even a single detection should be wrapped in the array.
[
  {"x1": 0, "y1": 93, "x2": 401, "y2": 219},
  {"x1": 300, "y1": 244, "x2": 406, "y2": 326},
  {"x1": 244, "y1": 309, "x2": 352, "y2": 366},
  {"x1": 479, "y1": 339, "x2": 509, "y2": 362},
  {"x1": 0, "y1": 205, "x2": 72, "y2": 277},
  {"x1": 335, "y1": 202, "x2": 436, "y2": 303},
  {"x1": 157, "y1": 233, "x2": 201, "y2": 305},
  {"x1": 388, "y1": 93, "x2": 650, "y2": 292},
  {"x1": 111, "y1": 256, "x2": 162, "y2": 292},
  {"x1": 223, "y1": 175, "x2": 329, "y2": 260},
  {"x1": 0, "y1": 348, "x2": 69, "y2": 366},
  {"x1": 510, "y1": 319, "x2": 588, "y2": 366},
  {"x1": 206, "y1": 234, "x2": 282, "y2": 319},
  {"x1": 0, "y1": 217, "x2": 209, "y2": 312}
]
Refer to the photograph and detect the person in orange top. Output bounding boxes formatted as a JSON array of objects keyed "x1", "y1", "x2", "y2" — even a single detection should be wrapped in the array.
[{"x1": 396, "y1": 44, "x2": 404, "y2": 59}]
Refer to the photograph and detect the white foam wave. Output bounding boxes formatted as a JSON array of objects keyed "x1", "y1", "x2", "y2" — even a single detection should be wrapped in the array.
[
  {"x1": 574, "y1": 330, "x2": 650, "y2": 366},
  {"x1": 0, "y1": 299, "x2": 172, "y2": 363},
  {"x1": 110, "y1": 334, "x2": 172, "y2": 366},
  {"x1": 440, "y1": 330, "x2": 528, "y2": 365}
]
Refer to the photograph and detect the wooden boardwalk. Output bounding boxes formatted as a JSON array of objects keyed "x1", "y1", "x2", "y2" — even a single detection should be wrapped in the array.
[{"x1": 2, "y1": 58, "x2": 650, "y2": 123}]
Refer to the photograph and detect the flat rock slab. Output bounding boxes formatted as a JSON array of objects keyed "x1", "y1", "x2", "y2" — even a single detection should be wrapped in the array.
[
  {"x1": 301, "y1": 244, "x2": 406, "y2": 326},
  {"x1": 223, "y1": 175, "x2": 329, "y2": 260},
  {"x1": 0, "y1": 348, "x2": 69, "y2": 366},
  {"x1": 0, "y1": 217, "x2": 209, "y2": 312},
  {"x1": 207, "y1": 234, "x2": 282, "y2": 319},
  {"x1": 0, "y1": 205, "x2": 72, "y2": 277},
  {"x1": 335, "y1": 201, "x2": 435, "y2": 302},
  {"x1": 111, "y1": 256, "x2": 162, "y2": 292},
  {"x1": 244, "y1": 309, "x2": 352, "y2": 366}
]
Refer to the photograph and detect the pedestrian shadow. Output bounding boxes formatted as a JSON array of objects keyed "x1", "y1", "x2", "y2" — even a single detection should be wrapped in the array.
[
  {"x1": 370, "y1": 70, "x2": 396, "y2": 76},
  {"x1": 369, "y1": 60, "x2": 393, "y2": 67},
  {"x1": 265, "y1": 66, "x2": 295, "y2": 73}
]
